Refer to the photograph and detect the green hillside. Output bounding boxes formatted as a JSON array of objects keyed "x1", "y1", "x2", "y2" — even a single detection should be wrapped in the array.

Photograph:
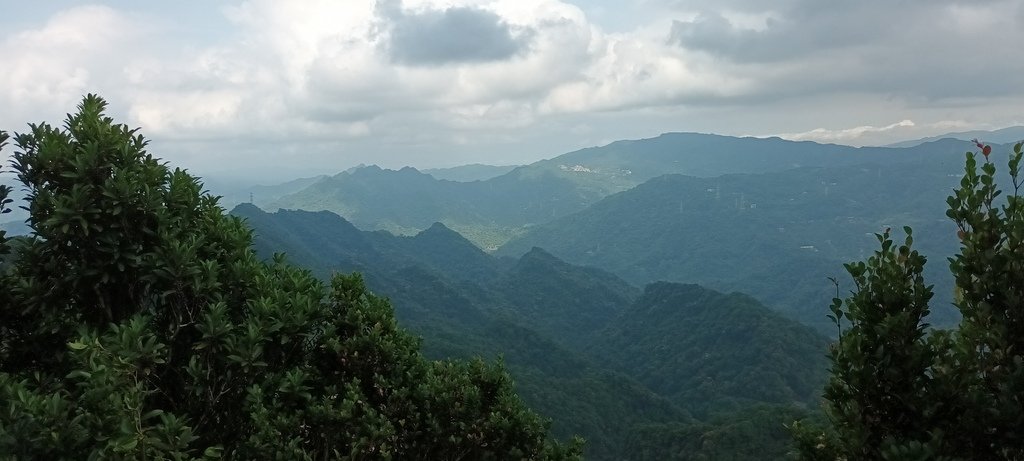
[
  {"x1": 592, "y1": 282, "x2": 829, "y2": 417},
  {"x1": 234, "y1": 205, "x2": 831, "y2": 459},
  {"x1": 499, "y1": 159, "x2": 967, "y2": 332}
]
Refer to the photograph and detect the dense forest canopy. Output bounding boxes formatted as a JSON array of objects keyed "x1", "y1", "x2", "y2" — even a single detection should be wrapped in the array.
[
  {"x1": 0, "y1": 95, "x2": 581, "y2": 459},
  {"x1": 231, "y1": 204, "x2": 830, "y2": 459}
]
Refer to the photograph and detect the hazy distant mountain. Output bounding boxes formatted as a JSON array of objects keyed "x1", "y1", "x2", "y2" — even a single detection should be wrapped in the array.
[
  {"x1": 232, "y1": 203, "x2": 504, "y2": 285},
  {"x1": 423, "y1": 163, "x2": 520, "y2": 182},
  {"x1": 209, "y1": 175, "x2": 327, "y2": 210},
  {"x1": 0, "y1": 219, "x2": 30, "y2": 236},
  {"x1": 886, "y1": 126, "x2": 1024, "y2": 148},
  {"x1": 499, "y1": 157, "x2": 966, "y2": 333},
  {"x1": 0, "y1": 174, "x2": 28, "y2": 231},
  {"x1": 267, "y1": 165, "x2": 595, "y2": 249},
  {"x1": 268, "y1": 133, "x2": 978, "y2": 249}
]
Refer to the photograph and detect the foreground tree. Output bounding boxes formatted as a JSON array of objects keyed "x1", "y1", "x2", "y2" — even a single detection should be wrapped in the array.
[
  {"x1": 0, "y1": 95, "x2": 582, "y2": 459},
  {"x1": 793, "y1": 141, "x2": 1024, "y2": 460}
]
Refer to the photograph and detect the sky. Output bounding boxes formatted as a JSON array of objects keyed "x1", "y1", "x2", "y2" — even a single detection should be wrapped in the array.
[{"x1": 1, "y1": 0, "x2": 1023, "y2": 181}]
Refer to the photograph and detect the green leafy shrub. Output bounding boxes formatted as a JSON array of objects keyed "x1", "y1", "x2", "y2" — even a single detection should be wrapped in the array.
[
  {"x1": 795, "y1": 141, "x2": 1024, "y2": 460},
  {"x1": 0, "y1": 95, "x2": 581, "y2": 460}
]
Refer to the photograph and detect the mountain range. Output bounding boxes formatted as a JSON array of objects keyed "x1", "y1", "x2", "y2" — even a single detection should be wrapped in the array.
[
  {"x1": 260, "y1": 134, "x2": 982, "y2": 334},
  {"x1": 232, "y1": 204, "x2": 830, "y2": 459},
  {"x1": 266, "y1": 133, "x2": 979, "y2": 251},
  {"x1": 497, "y1": 150, "x2": 967, "y2": 332},
  {"x1": 6, "y1": 126, "x2": 996, "y2": 458},
  {"x1": 422, "y1": 163, "x2": 520, "y2": 182},
  {"x1": 886, "y1": 125, "x2": 1024, "y2": 148}
]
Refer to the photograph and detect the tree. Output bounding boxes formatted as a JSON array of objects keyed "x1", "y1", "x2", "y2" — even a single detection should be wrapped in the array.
[
  {"x1": 0, "y1": 95, "x2": 582, "y2": 459},
  {"x1": 793, "y1": 141, "x2": 1024, "y2": 460},
  {"x1": 945, "y1": 141, "x2": 1024, "y2": 456},
  {"x1": 0, "y1": 131, "x2": 10, "y2": 245},
  {"x1": 809, "y1": 228, "x2": 946, "y2": 459}
]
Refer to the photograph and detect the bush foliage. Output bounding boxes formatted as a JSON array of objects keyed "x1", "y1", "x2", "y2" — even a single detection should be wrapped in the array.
[
  {"x1": 0, "y1": 95, "x2": 581, "y2": 459},
  {"x1": 794, "y1": 141, "x2": 1024, "y2": 460}
]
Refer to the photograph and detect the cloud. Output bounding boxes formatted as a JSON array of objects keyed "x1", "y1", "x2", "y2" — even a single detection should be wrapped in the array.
[
  {"x1": 0, "y1": 6, "x2": 148, "y2": 129},
  {"x1": 664, "y1": 0, "x2": 1024, "y2": 103},
  {"x1": 4, "y1": 1, "x2": 1024, "y2": 176},
  {"x1": 774, "y1": 119, "x2": 916, "y2": 143},
  {"x1": 375, "y1": 0, "x2": 534, "y2": 66}
]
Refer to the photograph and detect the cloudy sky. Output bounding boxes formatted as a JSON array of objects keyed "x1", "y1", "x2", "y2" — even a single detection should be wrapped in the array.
[{"x1": 2, "y1": 0, "x2": 1023, "y2": 181}]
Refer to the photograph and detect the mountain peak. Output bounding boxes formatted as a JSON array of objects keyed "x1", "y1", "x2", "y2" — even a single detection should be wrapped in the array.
[
  {"x1": 522, "y1": 246, "x2": 559, "y2": 260},
  {"x1": 229, "y1": 202, "x2": 264, "y2": 216},
  {"x1": 414, "y1": 222, "x2": 463, "y2": 240},
  {"x1": 423, "y1": 221, "x2": 452, "y2": 232},
  {"x1": 513, "y1": 247, "x2": 572, "y2": 273}
]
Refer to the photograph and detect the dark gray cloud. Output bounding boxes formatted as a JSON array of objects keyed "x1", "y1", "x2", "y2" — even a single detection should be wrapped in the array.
[
  {"x1": 665, "y1": 0, "x2": 1024, "y2": 102},
  {"x1": 668, "y1": 9, "x2": 870, "y2": 62},
  {"x1": 375, "y1": 0, "x2": 533, "y2": 66},
  {"x1": 667, "y1": 1, "x2": 918, "y2": 63}
]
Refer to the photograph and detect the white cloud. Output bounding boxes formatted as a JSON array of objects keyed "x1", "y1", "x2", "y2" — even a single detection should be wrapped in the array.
[
  {"x1": 2, "y1": 0, "x2": 1024, "y2": 176},
  {"x1": 0, "y1": 6, "x2": 147, "y2": 127},
  {"x1": 776, "y1": 120, "x2": 916, "y2": 143}
]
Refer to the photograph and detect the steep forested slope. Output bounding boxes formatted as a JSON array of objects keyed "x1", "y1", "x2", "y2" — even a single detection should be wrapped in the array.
[
  {"x1": 592, "y1": 283, "x2": 830, "y2": 417},
  {"x1": 233, "y1": 205, "x2": 688, "y2": 458},
  {"x1": 500, "y1": 159, "x2": 966, "y2": 332},
  {"x1": 235, "y1": 205, "x2": 833, "y2": 459}
]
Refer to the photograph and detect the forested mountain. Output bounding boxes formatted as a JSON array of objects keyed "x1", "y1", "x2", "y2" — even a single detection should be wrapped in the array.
[
  {"x1": 268, "y1": 165, "x2": 594, "y2": 249},
  {"x1": 233, "y1": 204, "x2": 831, "y2": 459},
  {"x1": 499, "y1": 156, "x2": 970, "y2": 332},
  {"x1": 593, "y1": 283, "x2": 829, "y2": 417},
  {"x1": 423, "y1": 163, "x2": 520, "y2": 182},
  {"x1": 266, "y1": 134, "x2": 979, "y2": 249}
]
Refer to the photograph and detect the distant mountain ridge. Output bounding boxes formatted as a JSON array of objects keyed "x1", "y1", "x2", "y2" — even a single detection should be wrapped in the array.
[
  {"x1": 209, "y1": 175, "x2": 327, "y2": 210},
  {"x1": 267, "y1": 133, "x2": 980, "y2": 249},
  {"x1": 886, "y1": 126, "x2": 1024, "y2": 148},
  {"x1": 0, "y1": 175, "x2": 27, "y2": 232},
  {"x1": 498, "y1": 157, "x2": 966, "y2": 333},
  {"x1": 423, "y1": 163, "x2": 520, "y2": 182}
]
